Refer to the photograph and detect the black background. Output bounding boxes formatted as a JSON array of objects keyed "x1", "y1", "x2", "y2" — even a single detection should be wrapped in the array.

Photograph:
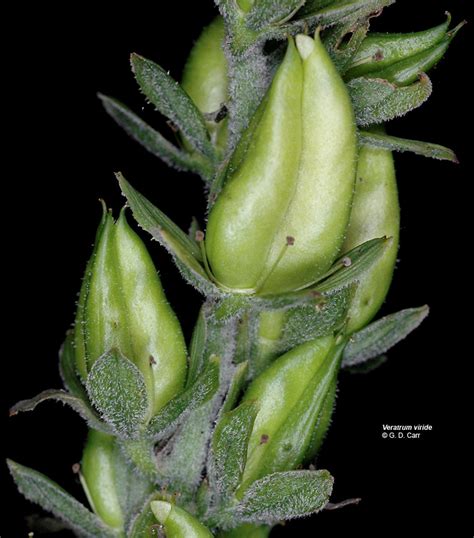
[{"x1": 2, "y1": 1, "x2": 471, "y2": 536}]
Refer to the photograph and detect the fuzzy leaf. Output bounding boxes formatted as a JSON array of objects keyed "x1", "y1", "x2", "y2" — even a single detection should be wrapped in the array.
[
  {"x1": 298, "y1": 0, "x2": 336, "y2": 13},
  {"x1": 315, "y1": 237, "x2": 389, "y2": 293},
  {"x1": 280, "y1": 285, "x2": 356, "y2": 350},
  {"x1": 98, "y1": 94, "x2": 212, "y2": 178},
  {"x1": 146, "y1": 356, "x2": 220, "y2": 440},
  {"x1": 155, "y1": 402, "x2": 214, "y2": 495},
  {"x1": 237, "y1": 470, "x2": 334, "y2": 524},
  {"x1": 187, "y1": 307, "x2": 208, "y2": 387},
  {"x1": 348, "y1": 74, "x2": 432, "y2": 126},
  {"x1": 222, "y1": 361, "x2": 249, "y2": 413},
  {"x1": 345, "y1": 354, "x2": 388, "y2": 373},
  {"x1": 246, "y1": 0, "x2": 306, "y2": 30},
  {"x1": 120, "y1": 438, "x2": 159, "y2": 480},
  {"x1": 343, "y1": 306, "x2": 429, "y2": 367},
  {"x1": 215, "y1": 0, "x2": 241, "y2": 25},
  {"x1": 117, "y1": 173, "x2": 218, "y2": 296},
  {"x1": 274, "y1": 0, "x2": 394, "y2": 36},
  {"x1": 9, "y1": 389, "x2": 111, "y2": 434},
  {"x1": 359, "y1": 130, "x2": 458, "y2": 162},
  {"x1": 299, "y1": 0, "x2": 393, "y2": 19},
  {"x1": 213, "y1": 287, "x2": 326, "y2": 322},
  {"x1": 86, "y1": 351, "x2": 149, "y2": 438},
  {"x1": 118, "y1": 173, "x2": 202, "y2": 260},
  {"x1": 130, "y1": 54, "x2": 215, "y2": 160},
  {"x1": 7, "y1": 460, "x2": 117, "y2": 538},
  {"x1": 59, "y1": 332, "x2": 88, "y2": 400},
  {"x1": 209, "y1": 401, "x2": 259, "y2": 499}
]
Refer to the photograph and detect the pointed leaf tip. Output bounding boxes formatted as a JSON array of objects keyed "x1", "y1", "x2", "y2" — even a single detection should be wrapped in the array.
[
  {"x1": 129, "y1": 53, "x2": 216, "y2": 161},
  {"x1": 237, "y1": 469, "x2": 334, "y2": 524},
  {"x1": 343, "y1": 305, "x2": 429, "y2": 367},
  {"x1": 116, "y1": 173, "x2": 219, "y2": 296},
  {"x1": 8, "y1": 460, "x2": 116, "y2": 537},
  {"x1": 359, "y1": 130, "x2": 459, "y2": 163},
  {"x1": 98, "y1": 93, "x2": 212, "y2": 178}
]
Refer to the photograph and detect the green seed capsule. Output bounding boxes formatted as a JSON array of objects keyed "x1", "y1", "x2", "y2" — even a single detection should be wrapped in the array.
[
  {"x1": 365, "y1": 22, "x2": 463, "y2": 86},
  {"x1": 74, "y1": 209, "x2": 187, "y2": 416},
  {"x1": 368, "y1": 37, "x2": 452, "y2": 86},
  {"x1": 181, "y1": 17, "x2": 228, "y2": 152},
  {"x1": 151, "y1": 501, "x2": 213, "y2": 538},
  {"x1": 80, "y1": 430, "x2": 124, "y2": 529},
  {"x1": 238, "y1": 336, "x2": 341, "y2": 493},
  {"x1": 346, "y1": 16, "x2": 450, "y2": 80},
  {"x1": 206, "y1": 32, "x2": 357, "y2": 295},
  {"x1": 342, "y1": 141, "x2": 400, "y2": 334}
]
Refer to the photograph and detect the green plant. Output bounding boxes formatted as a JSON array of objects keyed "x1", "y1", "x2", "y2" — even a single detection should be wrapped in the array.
[{"x1": 8, "y1": 1, "x2": 462, "y2": 536}]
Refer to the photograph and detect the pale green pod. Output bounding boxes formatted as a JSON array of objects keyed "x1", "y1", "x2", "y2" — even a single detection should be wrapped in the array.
[
  {"x1": 206, "y1": 31, "x2": 357, "y2": 295},
  {"x1": 80, "y1": 430, "x2": 124, "y2": 530},
  {"x1": 181, "y1": 17, "x2": 228, "y2": 151},
  {"x1": 239, "y1": 335, "x2": 338, "y2": 492},
  {"x1": 205, "y1": 37, "x2": 303, "y2": 294},
  {"x1": 342, "y1": 143, "x2": 400, "y2": 334},
  {"x1": 74, "y1": 209, "x2": 187, "y2": 417}
]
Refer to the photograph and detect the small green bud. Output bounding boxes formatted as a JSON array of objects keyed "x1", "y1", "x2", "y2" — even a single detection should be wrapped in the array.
[
  {"x1": 151, "y1": 500, "x2": 213, "y2": 537},
  {"x1": 80, "y1": 430, "x2": 124, "y2": 529},
  {"x1": 74, "y1": 207, "x2": 187, "y2": 417},
  {"x1": 237, "y1": 335, "x2": 342, "y2": 494},
  {"x1": 206, "y1": 32, "x2": 357, "y2": 295}
]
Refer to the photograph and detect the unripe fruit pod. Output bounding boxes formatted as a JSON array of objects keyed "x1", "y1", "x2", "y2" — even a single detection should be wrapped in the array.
[
  {"x1": 80, "y1": 430, "x2": 124, "y2": 529},
  {"x1": 74, "y1": 208, "x2": 187, "y2": 416},
  {"x1": 206, "y1": 32, "x2": 357, "y2": 295},
  {"x1": 151, "y1": 500, "x2": 213, "y2": 538},
  {"x1": 181, "y1": 17, "x2": 228, "y2": 153},
  {"x1": 342, "y1": 140, "x2": 400, "y2": 334},
  {"x1": 346, "y1": 17, "x2": 450, "y2": 81},
  {"x1": 237, "y1": 335, "x2": 342, "y2": 494}
]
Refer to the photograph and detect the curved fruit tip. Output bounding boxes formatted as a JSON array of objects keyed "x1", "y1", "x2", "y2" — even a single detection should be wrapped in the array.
[
  {"x1": 151, "y1": 500, "x2": 172, "y2": 524},
  {"x1": 296, "y1": 33, "x2": 315, "y2": 60}
]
